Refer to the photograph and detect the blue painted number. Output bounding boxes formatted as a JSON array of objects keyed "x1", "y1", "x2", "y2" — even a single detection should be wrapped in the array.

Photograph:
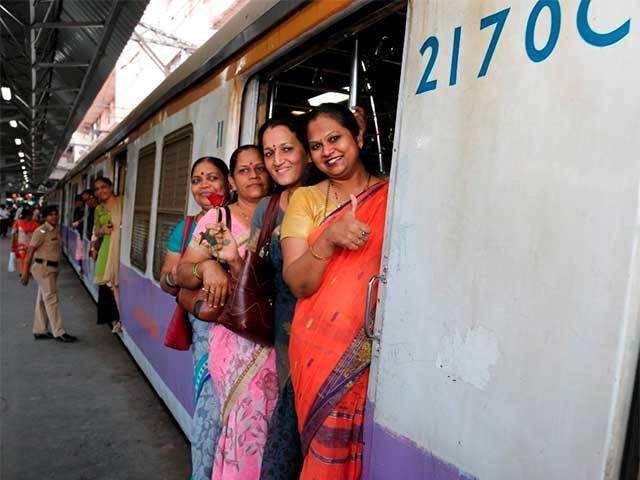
[
  {"x1": 525, "y1": 0, "x2": 561, "y2": 63},
  {"x1": 478, "y1": 8, "x2": 510, "y2": 78},
  {"x1": 577, "y1": 0, "x2": 630, "y2": 47},
  {"x1": 449, "y1": 27, "x2": 462, "y2": 86},
  {"x1": 416, "y1": 36, "x2": 439, "y2": 94}
]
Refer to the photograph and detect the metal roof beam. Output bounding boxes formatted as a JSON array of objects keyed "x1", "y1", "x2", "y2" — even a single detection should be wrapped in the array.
[
  {"x1": 48, "y1": 0, "x2": 124, "y2": 178},
  {"x1": 36, "y1": 62, "x2": 90, "y2": 68},
  {"x1": 31, "y1": 21, "x2": 105, "y2": 29}
]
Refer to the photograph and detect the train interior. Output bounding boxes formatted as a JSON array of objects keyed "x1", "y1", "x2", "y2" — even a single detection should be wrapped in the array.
[{"x1": 250, "y1": 1, "x2": 407, "y2": 176}]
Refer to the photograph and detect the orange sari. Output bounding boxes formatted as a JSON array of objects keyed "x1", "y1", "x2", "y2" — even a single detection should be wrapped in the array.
[{"x1": 289, "y1": 181, "x2": 388, "y2": 480}]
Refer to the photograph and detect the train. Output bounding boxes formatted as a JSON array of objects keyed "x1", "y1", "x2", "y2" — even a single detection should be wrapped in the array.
[{"x1": 49, "y1": 1, "x2": 639, "y2": 479}]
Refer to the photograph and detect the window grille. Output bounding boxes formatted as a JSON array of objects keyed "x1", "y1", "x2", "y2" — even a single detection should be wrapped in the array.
[
  {"x1": 130, "y1": 143, "x2": 156, "y2": 272},
  {"x1": 152, "y1": 126, "x2": 193, "y2": 280}
]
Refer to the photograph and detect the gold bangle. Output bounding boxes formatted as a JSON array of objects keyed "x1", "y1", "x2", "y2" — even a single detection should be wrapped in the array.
[
  {"x1": 192, "y1": 262, "x2": 202, "y2": 280},
  {"x1": 309, "y1": 244, "x2": 331, "y2": 261},
  {"x1": 164, "y1": 272, "x2": 176, "y2": 288}
]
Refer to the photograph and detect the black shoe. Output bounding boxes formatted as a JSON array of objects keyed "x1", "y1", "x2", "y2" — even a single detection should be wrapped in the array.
[
  {"x1": 34, "y1": 332, "x2": 54, "y2": 340},
  {"x1": 55, "y1": 333, "x2": 77, "y2": 343}
]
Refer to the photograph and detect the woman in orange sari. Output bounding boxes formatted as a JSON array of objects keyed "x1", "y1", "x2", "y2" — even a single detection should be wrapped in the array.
[
  {"x1": 280, "y1": 103, "x2": 388, "y2": 479},
  {"x1": 12, "y1": 207, "x2": 40, "y2": 276}
]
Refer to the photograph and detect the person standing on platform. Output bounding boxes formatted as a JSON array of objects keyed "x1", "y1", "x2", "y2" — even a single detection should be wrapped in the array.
[
  {"x1": 91, "y1": 178, "x2": 122, "y2": 333},
  {"x1": 21, "y1": 205, "x2": 77, "y2": 343},
  {"x1": 0, "y1": 204, "x2": 10, "y2": 237},
  {"x1": 81, "y1": 189, "x2": 96, "y2": 239}
]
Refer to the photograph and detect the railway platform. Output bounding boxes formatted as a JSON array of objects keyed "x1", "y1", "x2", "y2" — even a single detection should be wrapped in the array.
[{"x1": 0, "y1": 237, "x2": 189, "y2": 479}]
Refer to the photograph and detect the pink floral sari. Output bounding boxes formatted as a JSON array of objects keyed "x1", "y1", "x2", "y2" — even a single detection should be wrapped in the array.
[{"x1": 193, "y1": 207, "x2": 279, "y2": 479}]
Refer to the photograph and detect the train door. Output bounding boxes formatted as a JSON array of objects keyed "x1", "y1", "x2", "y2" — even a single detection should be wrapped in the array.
[
  {"x1": 243, "y1": 1, "x2": 407, "y2": 178},
  {"x1": 365, "y1": 1, "x2": 640, "y2": 479},
  {"x1": 113, "y1": 148, "x2": 127, "y2": 198}
]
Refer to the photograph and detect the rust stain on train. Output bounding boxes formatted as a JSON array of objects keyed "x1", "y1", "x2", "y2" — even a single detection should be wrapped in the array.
[
  {"x1": 134, "y1": 305, "x2": 160, "y2": 339},
  {"x1": 127, "y1": 0, "x2": 353, "y2": 143}
]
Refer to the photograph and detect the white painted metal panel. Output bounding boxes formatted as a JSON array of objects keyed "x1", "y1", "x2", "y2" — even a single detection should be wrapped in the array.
[{"x1": 370, "y1": 1, "x2": 640, "y2": 478}]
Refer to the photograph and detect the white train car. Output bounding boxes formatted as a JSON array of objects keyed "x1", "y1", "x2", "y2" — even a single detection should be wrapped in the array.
[{"x1": 53, "y1": 1, "x2": 639, "y2": 478}]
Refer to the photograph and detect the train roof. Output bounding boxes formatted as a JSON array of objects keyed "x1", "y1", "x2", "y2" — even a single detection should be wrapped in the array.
[{"x1": 61, "y1": 0, "x2": 307, "y2": 183}]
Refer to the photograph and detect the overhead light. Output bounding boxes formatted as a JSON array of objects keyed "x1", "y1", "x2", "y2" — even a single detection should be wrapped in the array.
[
  {"x1": 307, "y1": 91, "x2": 349, "y2": 107},
  {"x1": 291, "y1": 110, "x2": 306, "y2": 116},
  {"x1": 9, "y1": 120, "x2": 17, "y2": 128},
  {"x1": 20, "y1": 158, "x2": 25, "y2": 163},
  {"x1": 18, "y1": 151, "x2": 24, "y2": 157},
  {"x1": 14, "y1": 138, "x2": 22, "y2": 145},
  {"x1": 1, "y1": 86, "x2": 11, "y2": 101}
]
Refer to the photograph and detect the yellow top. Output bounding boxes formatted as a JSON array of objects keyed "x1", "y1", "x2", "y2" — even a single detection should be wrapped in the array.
[
  {"x1": 29, "y1": 222, "x2": 61, "y2": 262},
  {"x1": 280, "y1": 184, "x2": 339, "y2": 240}
]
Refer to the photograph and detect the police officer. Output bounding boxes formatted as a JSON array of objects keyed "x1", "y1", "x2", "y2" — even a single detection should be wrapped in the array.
[{"x1": 21, "y1": 205, "x2": 77, "y2": 343}]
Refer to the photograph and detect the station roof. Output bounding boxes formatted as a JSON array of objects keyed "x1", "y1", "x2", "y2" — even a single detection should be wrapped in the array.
[{"x1": 0, "y1": 0, "x2": 149, "y2": 192}]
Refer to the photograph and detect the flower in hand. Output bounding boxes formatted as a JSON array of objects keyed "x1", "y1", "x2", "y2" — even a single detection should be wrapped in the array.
[{"x1": 200, "y1": 222, "x2": 240, "y2": 266}]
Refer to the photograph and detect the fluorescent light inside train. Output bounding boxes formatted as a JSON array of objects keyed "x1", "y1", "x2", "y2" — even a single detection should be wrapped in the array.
[
  {"x1": 14, "y1": 138, "x2": 22, "y2": 145},
  {"x1": 9, "y1": 120, "x2": 18, "y2": 128},
  {"x1": 307, "y1": 92, "x2": 349, "y2": 107},
  {"x1": 1, "y1": 86, "x2": 11, "y2": 101},
  {"x1": 18, "y1": 151, "x2": 24, "y2": 157},
  {"x1": 291, "y1": 110, "x2": 306, "y2": 116}
]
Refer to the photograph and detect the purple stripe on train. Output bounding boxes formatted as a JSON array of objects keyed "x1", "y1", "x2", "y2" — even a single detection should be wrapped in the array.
[
  {"x1": 119, "y1": 264, "x2": 194, "y2": 415},
  {"x1": 363, "y1": 401, "x2": 477, "y2": 480}
]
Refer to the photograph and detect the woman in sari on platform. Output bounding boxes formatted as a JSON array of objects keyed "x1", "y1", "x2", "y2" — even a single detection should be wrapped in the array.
[
  {"x1": 178, "y1": 146, "x2": 274, "y2": 479},
  {"x1": 91, "y1": 177, "x2": 123, "y2": 333},
  {"x1": 160, "y1": 156, "x2": 230, "y2": 480},
  {"x1": 280, "y1": 103, "x2": 389, "y2": 479},
  {"x1": 12, "y1": 207, "x2": 40, "y2": 276}
]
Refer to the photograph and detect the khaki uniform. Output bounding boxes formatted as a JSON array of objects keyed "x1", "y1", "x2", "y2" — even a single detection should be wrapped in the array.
[{"x1": 29, "y1": 222, "x2": 66, "y2": 337}]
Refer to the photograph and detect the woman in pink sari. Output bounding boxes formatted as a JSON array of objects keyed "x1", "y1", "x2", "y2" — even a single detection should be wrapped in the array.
[{"x1": 179, "y1": 146, "x2": 276, "y2": 479}]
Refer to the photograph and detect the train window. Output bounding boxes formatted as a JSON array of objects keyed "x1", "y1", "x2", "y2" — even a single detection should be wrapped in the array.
[
  {"x1": 130, "y1": 143, "x2": 157, "y2": 273},
  {"x1": 152, "y1": 126, "x2": 193, "y2": 281},
  {"x1": 248, "y1": 1, "x2": 406, "y2": 174}
]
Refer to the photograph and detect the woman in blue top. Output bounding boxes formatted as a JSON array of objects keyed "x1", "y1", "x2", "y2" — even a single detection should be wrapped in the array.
[{"x1": 159, "y1": 156, "x2": 230, "y2": 480}]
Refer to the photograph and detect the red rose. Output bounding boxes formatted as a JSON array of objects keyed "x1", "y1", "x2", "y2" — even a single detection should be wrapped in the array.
[{"x1": 207, "y1": 193, "x2": 225, "y2": 207}]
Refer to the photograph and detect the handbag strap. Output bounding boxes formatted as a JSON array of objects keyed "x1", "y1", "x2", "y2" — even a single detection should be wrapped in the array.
[
  {"x1": 180, "y1": 216, "x2": 194, "y2": 254},
  {"x1": 255, "y1": 193, "x2": 282, "y2": 255}
]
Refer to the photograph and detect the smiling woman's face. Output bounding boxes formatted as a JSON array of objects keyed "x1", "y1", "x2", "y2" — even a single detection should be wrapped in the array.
[
  {"x1": 190, "y1": 160, "x2": 227, "y2": 211},
  {"x1": 307, "y1": 114, "x2": 363, "y2": 181},
  {"x1": 229, "y1": 149, "x2": 271, "y2": 202},
  {"x1": 262, "y1": 125, "x2": 308, "y2": 188}
]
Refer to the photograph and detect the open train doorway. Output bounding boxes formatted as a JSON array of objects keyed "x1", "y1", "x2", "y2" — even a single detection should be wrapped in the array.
[{"x1": 246, "y1": 0, "x2": 407, "y2": 176}]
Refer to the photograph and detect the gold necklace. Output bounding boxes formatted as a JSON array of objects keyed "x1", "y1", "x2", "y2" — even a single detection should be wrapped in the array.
[
  {"x1": 323, "y1": 173, "x2": 372, "y2": 219},
  {"x1": 235, "y1": 203, "x2": 252, "y2": 221}
]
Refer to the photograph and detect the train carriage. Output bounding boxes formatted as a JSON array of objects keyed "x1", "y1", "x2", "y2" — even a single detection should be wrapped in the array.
[{"x1": 52, "y1": 1, "x2": 639, "y2": 478}]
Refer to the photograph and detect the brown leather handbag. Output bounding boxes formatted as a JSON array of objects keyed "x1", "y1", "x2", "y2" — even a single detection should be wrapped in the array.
[
  {"x1": 216, "y1": 193, "x2": 281, "y2": 346},
  {"x1": 177, "y1": 207, "x2": 231, "y2": 323}
]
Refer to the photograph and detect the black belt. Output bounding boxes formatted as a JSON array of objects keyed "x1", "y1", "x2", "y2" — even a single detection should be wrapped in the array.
[{"x1": 34, "y1": 258, "x2": 58, "y2": 267}]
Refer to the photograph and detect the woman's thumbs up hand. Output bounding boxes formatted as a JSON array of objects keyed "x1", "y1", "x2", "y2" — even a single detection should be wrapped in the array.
[{"x1": 323, "y1": 194, "x2": 371, "y2": 252}]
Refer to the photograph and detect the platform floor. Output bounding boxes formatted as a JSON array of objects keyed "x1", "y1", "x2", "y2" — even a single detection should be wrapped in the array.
[{"x1": 0, "y1": 236, "x2": 190, "y2": 479}]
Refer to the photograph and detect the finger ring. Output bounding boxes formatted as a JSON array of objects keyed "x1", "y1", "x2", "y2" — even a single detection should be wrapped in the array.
[{"x1": 360, "y1": 230, "x2": 368, "y2": 238}]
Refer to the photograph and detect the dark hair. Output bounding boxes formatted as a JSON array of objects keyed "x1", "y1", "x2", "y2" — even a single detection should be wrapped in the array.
[
  {"x1": 190, "y1": 156, "x2": 229, "y2": 178},
  {"x1": 258, "y1": 115, "x2": 324, "y2": 187},
  {"x1": 43, "y1": 205, "x2": 59, "y2": 217},
  {"x1": 258, "y1": 116, "x2": 307, "y2": 152},
  {"x1": 81, "y1": 189, "x2": 93, "y2": 197},
  {"x1": 229, "y1": 145, "x2": 261, "y2": 175},
  {"x1": 74, "y1": 194, "x2": 83, "y2": 202},
  {"x1": 306, "y1": 103, "x2": 379, "y2": 175},
  {"x1": 306, "y1": 103, "x2": 360, "y2": 143},
  {"x1": 93, "y1": 177, "x2": 113, "y2": 188},
  {"x1": 20, "y1": 207, "x2": 33, "y2": 219}
]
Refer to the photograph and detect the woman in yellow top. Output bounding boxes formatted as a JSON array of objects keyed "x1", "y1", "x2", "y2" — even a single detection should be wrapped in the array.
[
  {"x1": 280, "y1": 103, "x2": 389, "y2": 479},
  {"x1": 92, "y1": 177, "x2": 123, "y2": 332}
]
